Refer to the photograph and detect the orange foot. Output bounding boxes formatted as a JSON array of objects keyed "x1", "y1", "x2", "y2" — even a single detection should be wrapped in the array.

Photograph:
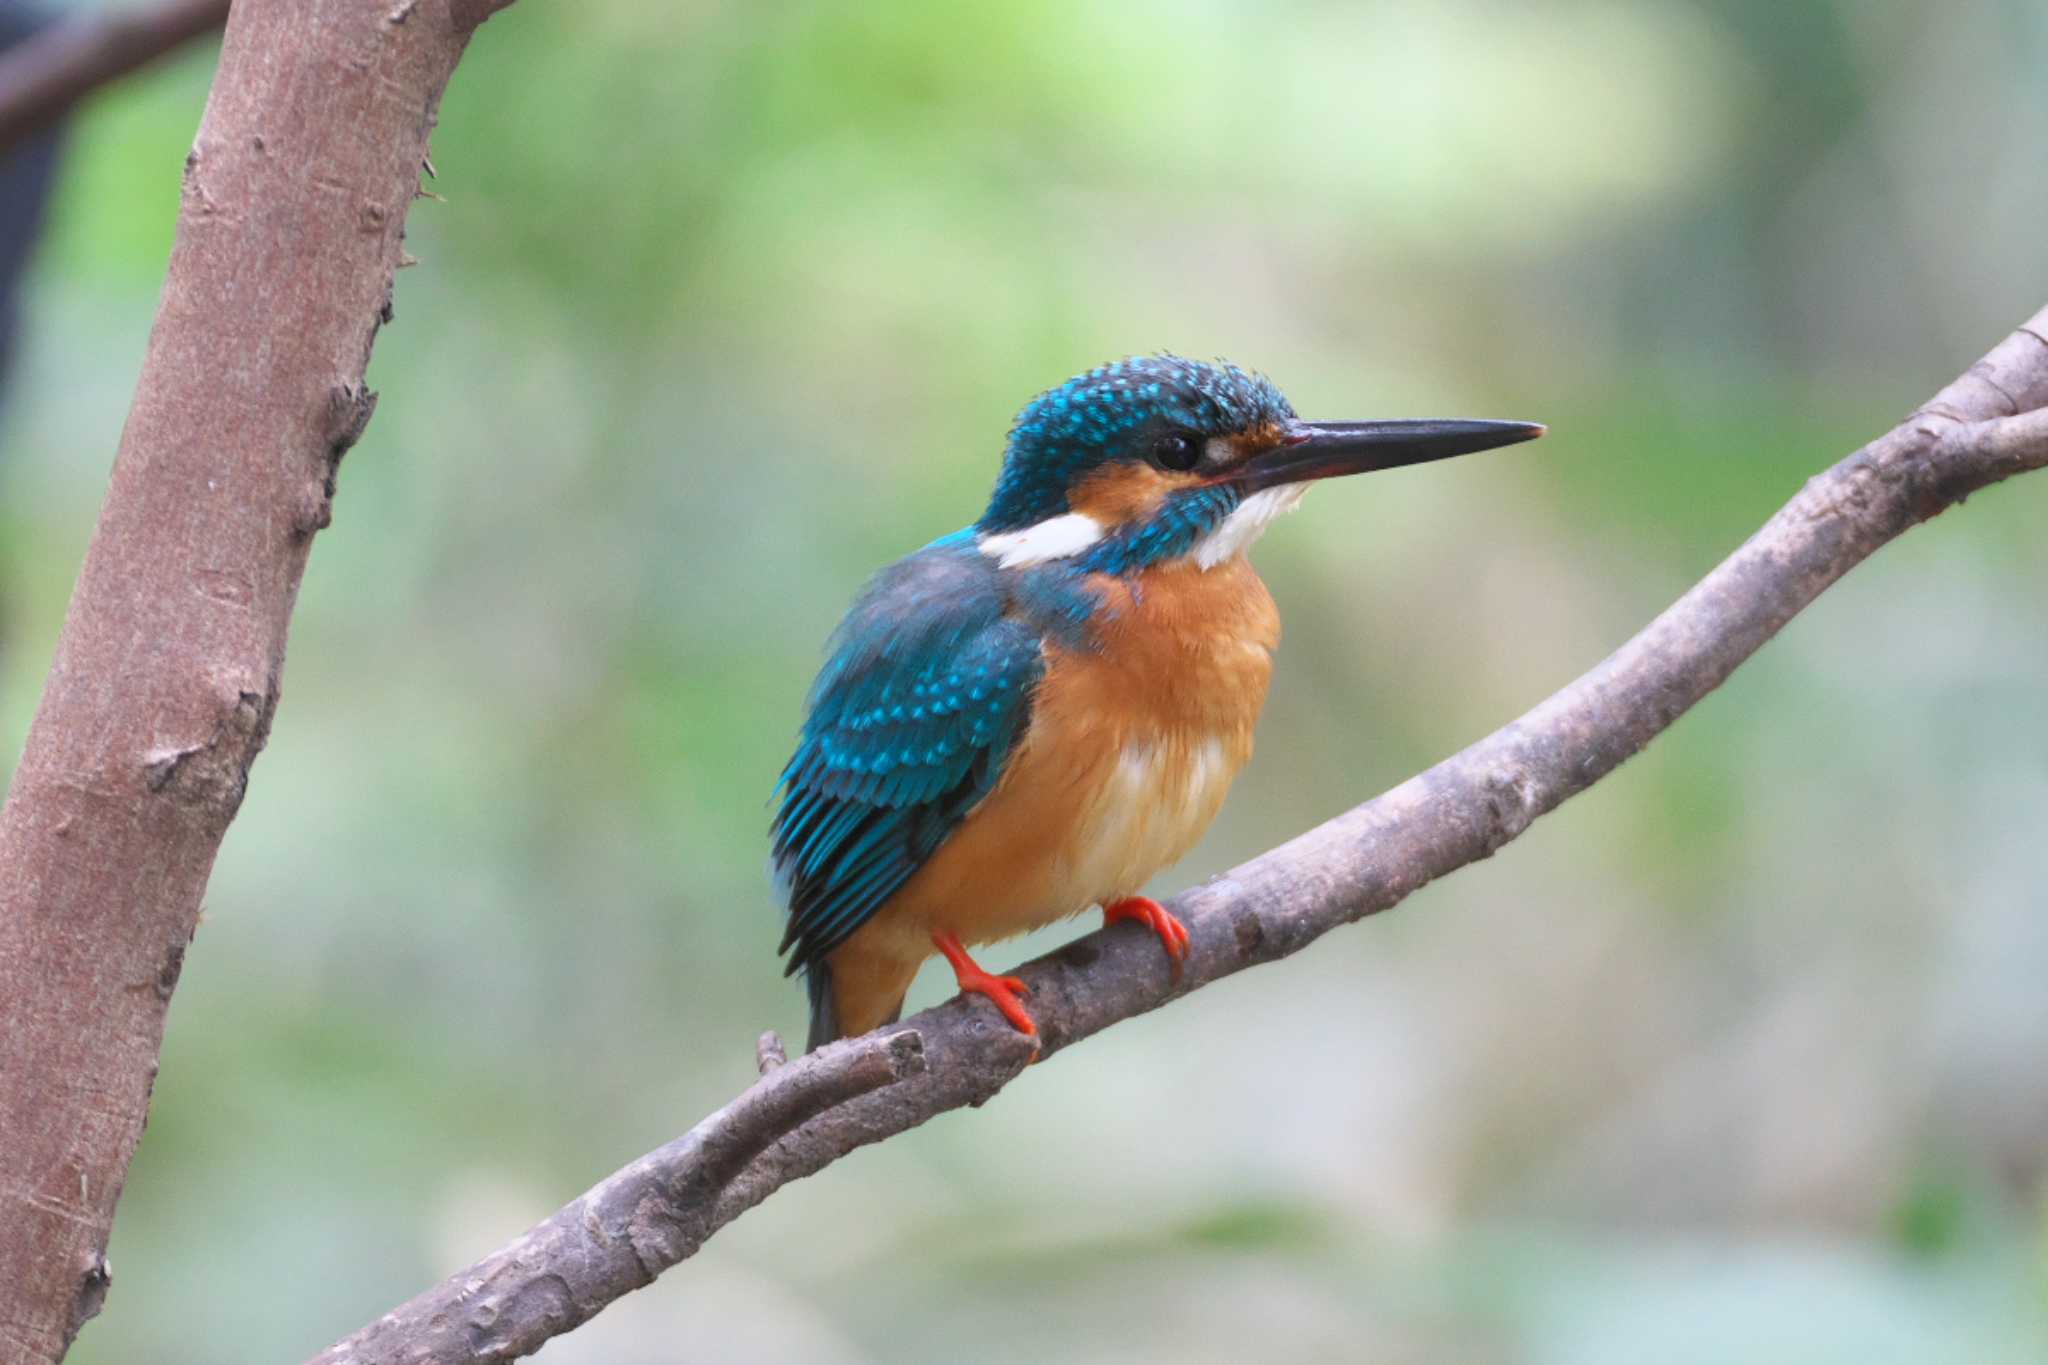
[
  {"x1": 1103, "y1": 896, "x2": 1190, "y2": 963},
  {"x1": 932, "y1": 932, "x2": 1036, "y2": 1038}
]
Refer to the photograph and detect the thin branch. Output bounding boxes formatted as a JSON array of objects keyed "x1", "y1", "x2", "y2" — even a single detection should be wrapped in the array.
[
  {"x1": 309, "y1": 1031, "x2": 925, "y2": 1365},
  {"x1": 0, "y1": 0, "x2": 229, "y2": 156},
  {"x1": 316, "y1": 306, "x2": 2048, "y2": 1365}
]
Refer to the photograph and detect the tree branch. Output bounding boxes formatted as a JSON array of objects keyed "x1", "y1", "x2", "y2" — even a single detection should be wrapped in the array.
[
  {"x1": 312, "y1": 306, "x2": 2048, "y2": 1363},
  {"x1": 0, "y1": 0, "x2": 229, "y2": 156},
  {"x1": 0, "y1": 2, "x2": 512, "y2": 1361},
  {"x1": 310, "y1": 1031, "x2": 927, "y2": 1365}
]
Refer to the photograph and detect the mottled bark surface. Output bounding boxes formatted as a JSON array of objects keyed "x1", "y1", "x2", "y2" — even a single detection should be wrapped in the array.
[
  {"x1": 0, "y1": 3, "x2": 508, "y2": 1362},
  {"x1": 311, "y1": 309, "x2": 2048, "y2": 1364}
]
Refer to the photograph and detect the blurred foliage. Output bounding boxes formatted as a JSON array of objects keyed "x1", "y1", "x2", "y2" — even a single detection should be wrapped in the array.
[{"x1": 2, "y1": 0, "x2": 2048, "y2": 1361}]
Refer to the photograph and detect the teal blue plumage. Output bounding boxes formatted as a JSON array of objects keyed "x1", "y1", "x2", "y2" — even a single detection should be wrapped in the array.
[
  {"x1": 980, "y1": 355, "x2": 1293, "y2": 532},
  {"x1": 772, "y1": 534, "x2": 1044, "y2": 1044}
]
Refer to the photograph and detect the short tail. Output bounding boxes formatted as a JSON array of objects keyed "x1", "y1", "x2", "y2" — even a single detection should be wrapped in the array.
[
  {"x1": 804, "y1": 962, "x2": 838, "y2": 1053},
  {"x1": 803, "y1": 958, "x2": 911, "y2": 1052}
]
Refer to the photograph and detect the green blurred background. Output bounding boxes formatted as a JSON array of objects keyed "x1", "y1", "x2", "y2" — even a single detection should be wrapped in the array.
[{"x1": 4, "y1": 1, "x2": 2048, "y2": 1360}]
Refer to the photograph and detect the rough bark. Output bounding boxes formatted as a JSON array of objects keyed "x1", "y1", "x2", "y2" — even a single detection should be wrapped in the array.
[
  {"x1": 0, "y1": 0, "x2": 230, "y2": 156},
  {"x1": 313, "y1": 307, "x2": 2048, "y2": 1365},
  {"x1": 0, "y1": 3, "x2": 510, "y2": 1362}
]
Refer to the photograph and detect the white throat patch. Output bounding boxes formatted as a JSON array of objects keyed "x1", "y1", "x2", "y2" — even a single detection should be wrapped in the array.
[
  {"x1": 1192, "y1": 485, "x2": 1306, "y2": 569},
  {"x1": 977, "y1": 512, "x2": 1105, "y2": 569}
]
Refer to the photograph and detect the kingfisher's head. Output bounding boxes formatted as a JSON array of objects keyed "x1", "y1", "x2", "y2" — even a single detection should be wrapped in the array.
[{"x1": 975, "y1": 355, "x2": 1541, "y2": 575}]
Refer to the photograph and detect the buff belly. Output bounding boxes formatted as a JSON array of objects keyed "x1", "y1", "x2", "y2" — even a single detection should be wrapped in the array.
[{"x1": 825, "y1": 555, "x2": 1280, "y2": 1036}]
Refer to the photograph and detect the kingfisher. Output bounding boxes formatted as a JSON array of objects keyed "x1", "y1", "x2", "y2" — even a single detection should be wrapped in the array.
[{"x1": 773, "y1": 355, "x2": 1541, "y2": 1051}]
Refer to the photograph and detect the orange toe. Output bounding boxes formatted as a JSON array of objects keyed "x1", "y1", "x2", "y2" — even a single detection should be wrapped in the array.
[
  {"x1": 1103, "y1": 896, "x2": 1189, "y2": 962},
  {"x1": 932, "y1": 932, "x2": 1037, "y2": 1037}
]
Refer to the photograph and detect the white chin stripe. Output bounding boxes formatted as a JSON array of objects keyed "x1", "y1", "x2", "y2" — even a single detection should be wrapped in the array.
[
  {"x1": 1193, "y1": 485, "x2": 1306, "y2": 568},
  {"x1": 978, "y1": 512, "x2": 1104, "y2": 568}
]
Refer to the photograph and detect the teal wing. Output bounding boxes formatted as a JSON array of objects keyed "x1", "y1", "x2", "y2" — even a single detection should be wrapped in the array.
[{"x1": 772, "y1": 533, "x2": 1044, "y2": 976}]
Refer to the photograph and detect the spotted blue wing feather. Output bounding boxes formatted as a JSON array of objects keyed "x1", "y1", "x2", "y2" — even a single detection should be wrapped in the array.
[{"x1": 772, "y1": 532, "x2": 1044, "y2": 979}]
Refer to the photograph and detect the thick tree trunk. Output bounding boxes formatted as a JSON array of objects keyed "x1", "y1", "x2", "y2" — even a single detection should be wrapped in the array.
[{"x1": 0, "y1": 3, "x2": 508, "y2": 1361}]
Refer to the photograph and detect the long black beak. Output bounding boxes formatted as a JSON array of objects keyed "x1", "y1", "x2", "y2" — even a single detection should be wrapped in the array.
[{"x1": 1240, "y1": 418, "x2": 1545, "y2": 492}]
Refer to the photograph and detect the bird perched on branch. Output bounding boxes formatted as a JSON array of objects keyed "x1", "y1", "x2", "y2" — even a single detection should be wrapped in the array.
[{"x1": 773, "y1": 355, "x2": 1541, "y2": 1050}]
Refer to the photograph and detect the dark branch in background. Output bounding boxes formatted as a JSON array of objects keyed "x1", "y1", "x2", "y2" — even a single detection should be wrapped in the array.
[
  {"x1": 0, "y1": 2, "x2": 511, "y2": 1362},
  {"x1": 313, "y1": 306, "x2": 2048, "y2": 1365},
  {"x1": 0, "y1": 0, "x2": 227, "y2": 156},
  {"x1": 0, "y1": 3, "x2": 67, "y2": 396}
]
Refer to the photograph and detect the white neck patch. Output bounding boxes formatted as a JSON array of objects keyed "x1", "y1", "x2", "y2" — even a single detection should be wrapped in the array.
[
  {"x1": 1192, "y1": 485, "x2": 1307, "y2": 569},
  {"x1": 977, "y1": 512, "x2": 1104, "y2": 568}
]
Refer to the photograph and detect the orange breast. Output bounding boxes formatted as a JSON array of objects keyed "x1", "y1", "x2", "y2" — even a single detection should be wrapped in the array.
[{"x1": 843, "y1": 555, "x2": 1280, "y2": 963}]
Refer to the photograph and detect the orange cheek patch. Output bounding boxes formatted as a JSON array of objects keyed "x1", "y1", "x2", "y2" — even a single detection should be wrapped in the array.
[{"x1": 1068, "y1": 462, "x2": 1206, "y2": 527}]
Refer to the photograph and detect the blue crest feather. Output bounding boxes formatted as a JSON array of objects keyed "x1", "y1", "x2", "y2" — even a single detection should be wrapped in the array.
[{"x1": 979, "y1": 354, "x2": 1293, "y2": 532}]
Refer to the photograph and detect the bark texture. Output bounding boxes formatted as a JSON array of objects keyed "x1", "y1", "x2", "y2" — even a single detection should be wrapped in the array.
[
  {"x1": 314, "y1": 307, "x2": 2048, "y2": 1365},
  {"x1": 0, "y1": 3, "x2": 508, "y2": 1362}
]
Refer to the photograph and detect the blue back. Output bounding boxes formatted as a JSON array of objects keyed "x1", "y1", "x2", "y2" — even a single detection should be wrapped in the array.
[{"x1": 772, "y1": 534, "x2": 1046, "y2": 976}]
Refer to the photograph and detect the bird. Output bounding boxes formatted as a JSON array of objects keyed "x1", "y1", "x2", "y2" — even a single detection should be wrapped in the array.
[{"x1": 772, "y1": 355, "x2": 1541, "y2": 1051}]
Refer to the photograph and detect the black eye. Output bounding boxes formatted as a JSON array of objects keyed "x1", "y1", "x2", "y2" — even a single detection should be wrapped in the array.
[{"x1": 1151, "y1": 432, "x2": 1200, "y2": 472}]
